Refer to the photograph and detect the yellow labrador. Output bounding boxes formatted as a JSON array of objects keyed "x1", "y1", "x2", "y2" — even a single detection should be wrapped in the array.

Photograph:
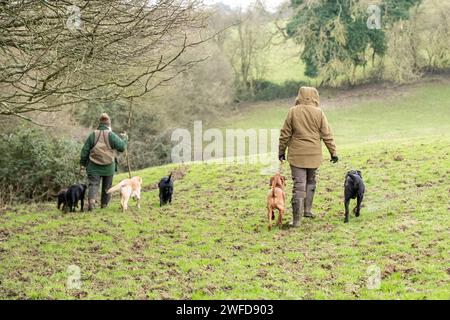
[{"x1": 107, "y1": 176, "x2": 142, "y2": 212}]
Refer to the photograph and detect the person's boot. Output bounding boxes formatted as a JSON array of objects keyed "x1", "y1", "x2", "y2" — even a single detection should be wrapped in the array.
[
  {"x1": 304, "y1": 184, "x2": 316, "y2": 218},
  {"x1": 88, "y1": 199, "x2": 96, "y2": 211},
  {"x1": 100, "y1": 196, "x2": 110, "y2": 209},
  {"x1": 290, "y1": 198, "x2": 304, "y2": 228},
  {"x1": 101, "y1": 177, "x2": 112, "y2": 209}
]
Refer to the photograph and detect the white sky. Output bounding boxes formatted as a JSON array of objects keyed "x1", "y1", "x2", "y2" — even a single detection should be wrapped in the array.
[{"x1": 205, "y1": 0, "x2": 287, "y2": 12}]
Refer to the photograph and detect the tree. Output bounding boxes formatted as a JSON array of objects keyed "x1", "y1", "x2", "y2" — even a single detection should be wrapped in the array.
[
  {"x1": 286, "y1": 0, "x2": 421, "y2": 85},
  {"x1": 420, "y1": 0, "x2": 450, "y2": 71},
  {"x1": 0, "y1": 0, "x2": 208, "y2": 122},
  {"x1": 218, "y1": 1, "x2": 276, "y2": 97},
  {"x1": 382, "y1": 0, "x2": 450, "y2": 83}
]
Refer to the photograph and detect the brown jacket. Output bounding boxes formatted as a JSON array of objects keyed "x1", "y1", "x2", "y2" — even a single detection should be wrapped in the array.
[{"x1": 279, "y1": 87, "x2": 337, "y2": 169}]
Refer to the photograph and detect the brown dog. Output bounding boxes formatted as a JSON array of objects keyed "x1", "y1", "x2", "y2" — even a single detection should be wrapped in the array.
[
  {"x1": 267, "y1": 172, "x2": 286, "y2": 230},
  {"x1": 107, "y1": 176, "x2": 142, "y2": 212}
]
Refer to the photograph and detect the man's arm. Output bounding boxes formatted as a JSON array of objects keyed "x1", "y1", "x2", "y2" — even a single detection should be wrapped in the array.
[
  {"x1": 279, "y1": 109, "x2": 293, "y2": 159},
  {"x1": 320, "y1": 111, "x2": 337, "y2": 157},
  {"x1": 80, "y1": 133, "x2": 94, "y2": 167},
  {"x1": 109, "y1": 132, "x2": 127, "y2": 152}
]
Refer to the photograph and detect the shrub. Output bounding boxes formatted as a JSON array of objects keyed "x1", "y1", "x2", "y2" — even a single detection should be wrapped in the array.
[
  {"x1": 238, "y1": 80, "x2": 308, "y2": 102},
  {"x1": 0, "y1": 128, "x2": 81, "y2": 205}
]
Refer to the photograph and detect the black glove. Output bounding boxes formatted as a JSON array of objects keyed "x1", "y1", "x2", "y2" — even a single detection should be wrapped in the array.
[
  {"x1": 279, "y1": 154, "x2": 286, "y2": 162},
  {"x1": 330, "y1": 155, "x2": 339, "y2": 163}
]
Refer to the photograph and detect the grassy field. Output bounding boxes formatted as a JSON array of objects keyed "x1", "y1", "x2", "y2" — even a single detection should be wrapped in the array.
[
  {"x1": 223, "y1": 20, "x2": 312, "y2": 85},
  {"x1": 0, "y1": 79, "x2": 449, "y2": 299},
  {"x1": 227, "y1": 80, "x2": 450, "y2": 146},
  {"x1": 249, "y1": 22, "x2": 382, "y2": 86},
  {"x1": 263, "y1": 36, "x2": 310, "y2": 84}
]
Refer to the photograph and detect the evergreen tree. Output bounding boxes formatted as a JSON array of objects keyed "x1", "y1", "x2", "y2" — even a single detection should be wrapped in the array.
[{"x1": 286, "y1": 0, "x2": 421, "y2": 83}]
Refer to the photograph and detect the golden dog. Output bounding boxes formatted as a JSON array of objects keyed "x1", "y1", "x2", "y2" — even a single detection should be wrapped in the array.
[
  {"x1": 267, "y1": 172, "x2": 286, "y2": 230},
  {"x1": 107, "y1": 176, "x2": 142, "y2": 212}
]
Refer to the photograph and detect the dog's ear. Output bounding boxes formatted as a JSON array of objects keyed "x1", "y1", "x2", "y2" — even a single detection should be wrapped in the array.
[
  {"x1": 281, "y1": 176, "x2": 286, "y2": 185},
  {"x1": 357, "y1": 170, "x2": 362, "y2": 178},
  {"x1": 269, "y1": 177, "x2": 274, "y2": 186}
]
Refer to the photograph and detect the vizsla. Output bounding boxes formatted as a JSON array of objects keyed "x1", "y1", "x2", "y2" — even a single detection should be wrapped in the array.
[{"x1": 267, "y1": 172, "x2": 286, "y2": 230}]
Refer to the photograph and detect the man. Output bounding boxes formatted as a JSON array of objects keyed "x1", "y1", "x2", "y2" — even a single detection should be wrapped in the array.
[
  {"x1": 279, "y1": 87, "x2": 338, "y2": 227},
  {"x1": 80, "y1": 113, "x2": 127, "y2": 211}
]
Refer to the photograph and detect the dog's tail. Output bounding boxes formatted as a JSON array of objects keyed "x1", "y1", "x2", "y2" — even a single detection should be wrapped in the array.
[
  {"x1": 107, "y1": 182, "x2": 123, "y2": 194},
  {"x1": 271, "y1": 177, "x2": 277, "y2": 198},
  {"x1": 168, "y1": 172, "x2": 173, "y2": 182}
]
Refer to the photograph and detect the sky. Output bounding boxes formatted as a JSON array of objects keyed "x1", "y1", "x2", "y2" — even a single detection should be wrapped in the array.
[{"x1": 205, "y1": 0, "x2": 287, "y2": 12}]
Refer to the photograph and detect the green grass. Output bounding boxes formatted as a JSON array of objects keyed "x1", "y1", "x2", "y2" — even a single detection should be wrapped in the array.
[
  {"x1": 224, "y1": 21, "x2": 311, "y2": 85},
  {"x1": 264, "y1": 38, "x2": 310, "y2": 85},
  {"x1": 226, "y1": 82, "x2": 450, "y2": 146},
  {"x1": 0, "y1": 81, "x2": 449, "y2": 300},
  {"x1": 240, "y1": 21, "x2": 383, "y2": 86}
]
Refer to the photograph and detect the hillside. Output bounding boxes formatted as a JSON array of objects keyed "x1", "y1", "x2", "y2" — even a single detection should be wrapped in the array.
[
  {"x1": 225, "y1": 76, "x2": 450, "y2": 146},
  {"x1": 0, "y1": 78, "x2": 449, "y2": 299}
]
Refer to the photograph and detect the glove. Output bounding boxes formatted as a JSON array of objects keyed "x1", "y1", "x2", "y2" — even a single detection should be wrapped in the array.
[
  {"x1": 279, "y1": 154, "x2": 286, "y2": 162},
  {"x1": 330, "y1": 155, "x2": 339, "y2": 163},
  {"x1": 119, "y1": 132, "x2": 128, "y2": 141}
]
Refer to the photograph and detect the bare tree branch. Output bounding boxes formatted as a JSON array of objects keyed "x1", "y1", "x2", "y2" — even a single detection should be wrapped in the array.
[{"x1": 0, "y1": 0, "x2": 210, "y2": 121}]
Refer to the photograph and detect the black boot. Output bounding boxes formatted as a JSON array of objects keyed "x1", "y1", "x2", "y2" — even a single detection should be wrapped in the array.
[
  {"x1": 290, "y1": 198, "x2": 303, "y2": 228},
  {"x1": 88, "y1": 199, "x2": 96, "y2": 211},
  {"x1": 101, "y1": 176, "x2": 112, "y2": 209},
  {"x1": 304, "y1": 184, "x2": 316, "y2": 218}
]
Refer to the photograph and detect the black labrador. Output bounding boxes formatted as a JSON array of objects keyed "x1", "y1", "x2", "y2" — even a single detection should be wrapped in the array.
[
  {"x1": 57, "y1": 189, "x2": 67, "y2": 211},
  {"x1": 344, "y1": 170, "x2": 365, "y2": 223},
  {"x1": 65, "y1": 184, "x2": 87, "y2": 212},
  {"x1": 158, "y1": 173, "x2": 173, "y2": 207}
]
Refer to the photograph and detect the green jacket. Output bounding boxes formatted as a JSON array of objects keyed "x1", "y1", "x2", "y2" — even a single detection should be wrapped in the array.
[{"x1": 80, "y1": 124, "x2": 127, "y2": 176}]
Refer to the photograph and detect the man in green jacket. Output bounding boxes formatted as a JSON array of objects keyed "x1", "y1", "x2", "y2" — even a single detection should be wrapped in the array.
[{"x1": 80, "y1": 113, "x2": 127, "y2": 211}]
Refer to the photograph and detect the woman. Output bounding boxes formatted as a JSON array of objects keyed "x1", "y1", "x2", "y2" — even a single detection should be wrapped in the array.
[{"x1": 279, "y1": 87, "x2": 338, "y2": 227}]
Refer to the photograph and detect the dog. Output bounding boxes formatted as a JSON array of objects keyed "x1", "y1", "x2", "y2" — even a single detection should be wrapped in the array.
[
  {"x1": 57, "y1": 189, "x2": 67, "y2": 211},
  {"x1": 107, "y1": 176, "x2": 142, "y2": 212},
  {"x1": 65, "y1": 184, "x2": 87, "y2": 212},
  {"x1": 344, "y1": 170, "x2": 365, "y2": 223},
  {"x1": 267, "y1": 172, "x2": 286, "y2": 230},
  {"x1": 158, "y1": 173, "x2": 173, "y2": 207}
]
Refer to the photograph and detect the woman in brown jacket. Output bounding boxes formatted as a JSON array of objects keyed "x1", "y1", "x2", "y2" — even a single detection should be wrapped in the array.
[{"x1": 279, "y1": 87, "x2": 339, "y2": 227}]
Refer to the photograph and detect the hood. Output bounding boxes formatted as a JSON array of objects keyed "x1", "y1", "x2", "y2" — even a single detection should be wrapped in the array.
[{"x1": 295, "y1": 86, "x2": 320, "y2": 107}]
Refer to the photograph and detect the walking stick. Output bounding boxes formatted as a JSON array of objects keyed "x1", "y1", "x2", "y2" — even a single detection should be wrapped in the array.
[
  {"x1": 124, "y1": 150, "x2": 132, "y2": 179},
  {"x1": 124, "y1": 98, "x2": 133, "y2": 179}
]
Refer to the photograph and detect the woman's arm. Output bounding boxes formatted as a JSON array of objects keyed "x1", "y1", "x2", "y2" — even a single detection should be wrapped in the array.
[
  {"x1": 279, "y1": 109, "x2": 293, "y2": 157},
  {"x1": 320, "y1": 111, "x2": 337, "y2": 156}
]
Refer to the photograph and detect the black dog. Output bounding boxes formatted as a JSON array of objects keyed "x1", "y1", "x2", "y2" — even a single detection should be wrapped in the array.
[
  {"x1": 344, "y1": 170, "x2": 365, "y2": 223},
  {"x1": 65, "y1": 184, "x2": 87, "y2": 212},
  {"x1": 57, "y1": 189, "x2": 67, "y2": 211},
  {"x1": 158, "y1": 173, "x2": 173, "y2": 207}
]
